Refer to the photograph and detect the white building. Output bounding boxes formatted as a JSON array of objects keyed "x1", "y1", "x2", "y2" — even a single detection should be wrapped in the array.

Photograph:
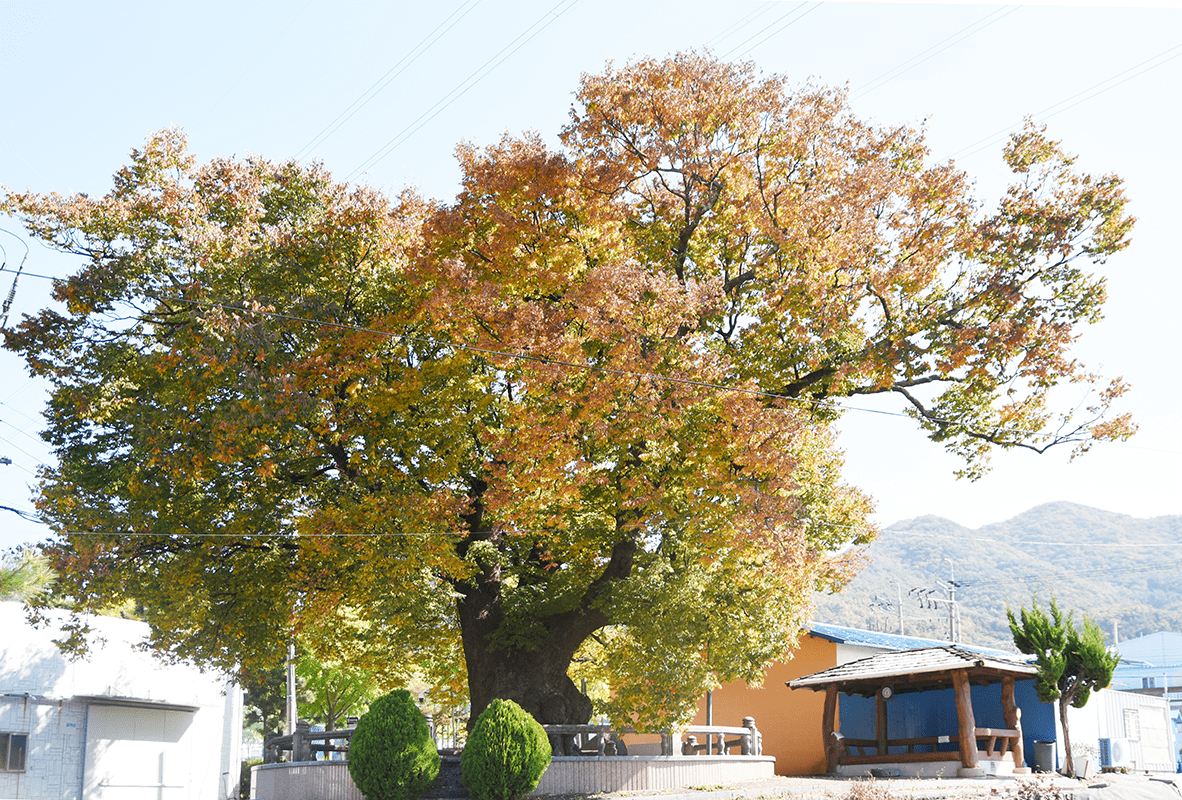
[
  {"x1": 0, "y1": 601, "x2": 242, "y2": 799},
  {"x1": 1110, "y1": 631, "x2": 1182, "y2": 769}
]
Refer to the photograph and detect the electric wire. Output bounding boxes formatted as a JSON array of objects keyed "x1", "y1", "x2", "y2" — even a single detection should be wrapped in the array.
[
  {"x1": 196, "y1": 0, "x2": 317, "y2": 127},
  {"x1": 851, "y1": 6, "x2": 1019, "y2": 100},
  {"x1": 348, "y1": 0, "x2": 582, "y2": 179},
  {"x1": 0, "y1": 411, "x2": 45, "y2": 446},
  {"x1": 2, "y1": 268, "x2": 1171, "y2": 457},
  {"x1": 161, "y1": 295, "x2": 1066, "y2": 444},
  {"x1": 721, "y1": 2, "x2": 819, "y2": 61},
  {"x1": 949, "y1": 42, "x2": 1182, "y2": 162},
  {"x1": 1, "y1": 515, "x2": 871, "y2": 538},
  {"x1": 0, "y1": 228, "x2": 31, "y2": 330},
  {"x1": 961, "y1": 559, "x2": 1182, "y2": 590},
  {"x1": 705, "y1": 2, "x2": 780, "y2": 50},
  {"x1": 0, "y1": 431, "x2": 43, "y2": 470},
  {"x1": 901, "y1": 529, "x2": 1181, "y2": 549},
  {"x1": 0, "y1": 505, "x2": 41, "y2": 524},
  {"x1": 295, "y1": 0, "x2": 483, "y2": 160}
]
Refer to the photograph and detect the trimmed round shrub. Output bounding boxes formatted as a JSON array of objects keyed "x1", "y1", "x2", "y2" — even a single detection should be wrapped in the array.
[
  {"x1": 348, "y1": 689, "x2": 441, "y2": 800},
  {"x1": 461, "y1": 699, "x2": 551, "y2": 800}
]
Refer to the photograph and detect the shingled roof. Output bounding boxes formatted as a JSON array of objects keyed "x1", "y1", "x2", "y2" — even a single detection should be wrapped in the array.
[{"x1": 787, "y1": 645, "x2": 1037, "y2": 698}]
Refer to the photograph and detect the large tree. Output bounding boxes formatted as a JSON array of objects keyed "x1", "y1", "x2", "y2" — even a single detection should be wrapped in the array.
[
  {"x1": 2, "y1": 53, "x2": 1133, "y2": 730},
  {"x1": 1008, "y1": 598, "x2": 1119, "y2": 777}
]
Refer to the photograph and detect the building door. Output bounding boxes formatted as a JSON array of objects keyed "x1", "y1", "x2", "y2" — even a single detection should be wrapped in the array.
[
  {"x1": 1139, "y1": 704, "x2": 1174, "y2": 771},
  {"x1": 83, "y1": 704, "x2": 195, "y2": 799}
]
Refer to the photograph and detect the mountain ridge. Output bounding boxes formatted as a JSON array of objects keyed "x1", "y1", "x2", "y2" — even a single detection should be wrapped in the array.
[{"x1": 813, "y1": 502, "x2": 1182, "y2": 650}]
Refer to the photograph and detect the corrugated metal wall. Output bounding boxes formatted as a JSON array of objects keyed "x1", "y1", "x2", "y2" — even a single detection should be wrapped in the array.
[{"x1": 1095, "y1": 691, "x2": 1176, "y2": 772}]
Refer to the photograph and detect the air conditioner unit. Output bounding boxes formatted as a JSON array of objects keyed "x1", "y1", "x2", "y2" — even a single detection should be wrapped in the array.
[{"x1": 1099, "y1": 738, "x2": 1134, "y2": 768}]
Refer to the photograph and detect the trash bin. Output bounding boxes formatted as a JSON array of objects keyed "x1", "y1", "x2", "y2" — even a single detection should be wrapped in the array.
[{"x1": 1033, "y1": 740, "x2": 1056, "y2": 773}]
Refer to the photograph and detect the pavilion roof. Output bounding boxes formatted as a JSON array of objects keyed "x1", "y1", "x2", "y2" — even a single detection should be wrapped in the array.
[{"x1": 787, "y1": 645, "x2": 1037, "y2": 698}]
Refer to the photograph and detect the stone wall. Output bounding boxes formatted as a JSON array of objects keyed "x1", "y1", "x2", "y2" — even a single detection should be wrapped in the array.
[{"x1": 0, "y1": 696, "x2": 87, "y2": 800}]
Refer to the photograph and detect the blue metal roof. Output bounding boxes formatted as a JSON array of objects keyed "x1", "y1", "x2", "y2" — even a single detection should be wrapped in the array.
[{"x1": 805, "y1": 621, "x2": 1029, "y2": 662}]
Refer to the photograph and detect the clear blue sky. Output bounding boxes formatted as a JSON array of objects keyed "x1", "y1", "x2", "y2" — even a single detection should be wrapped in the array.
[{"x1": 1, "y1": 0, "x2": 1179, "y2": 550}]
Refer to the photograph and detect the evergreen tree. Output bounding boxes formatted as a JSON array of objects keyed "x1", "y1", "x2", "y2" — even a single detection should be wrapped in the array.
[
  {"x1": 0, "y1": 549, "x2": 54, "y2": 602},
  {"x1": 1008, "y1": 597, "x2": 1119, "y2": 777}
]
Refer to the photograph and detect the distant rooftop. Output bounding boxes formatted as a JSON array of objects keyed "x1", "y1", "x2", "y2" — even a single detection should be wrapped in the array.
[{"x1": 805, "y1": 621, "x2": 1028, "y2": 662}]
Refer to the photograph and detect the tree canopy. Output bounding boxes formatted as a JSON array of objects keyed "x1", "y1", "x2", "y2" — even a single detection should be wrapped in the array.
[
  {"x1": 2, "y1": 52, "x2": 1133, "y2": 729},
  {"x1": 1008, "y1": 597, "x2": 1119, "y2": 776}
]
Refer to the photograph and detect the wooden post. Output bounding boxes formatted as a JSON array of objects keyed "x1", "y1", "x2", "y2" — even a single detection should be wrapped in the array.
[
  {"x1": 822, "y1": 684, "x2": 840, "y2": 773},
  {"x1": 952, "y1": 670, "x2": 979, "y2": 772},
  {"x1": 875, "y1": 690, "x2": 889, "y2": 755},
  {"x1": 1001, "y1": 677, "x2": 1029, "y2": 773}
]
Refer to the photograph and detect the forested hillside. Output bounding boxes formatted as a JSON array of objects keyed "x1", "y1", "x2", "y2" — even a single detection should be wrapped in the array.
[{"x1": 813, "y1": 502, "x2": 1182, "y2": 650}]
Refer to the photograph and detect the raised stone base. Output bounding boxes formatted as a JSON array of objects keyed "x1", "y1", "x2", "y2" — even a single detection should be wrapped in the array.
[
  {"x1": 533, "y1": 756, "x2": 776, "y2": 795},
  {"x1": 837, "y1": 758, "x2": 1016, "y2": 780},
  {"x1": 252, "y1": 755, "x2": 776, "y2": 800}
]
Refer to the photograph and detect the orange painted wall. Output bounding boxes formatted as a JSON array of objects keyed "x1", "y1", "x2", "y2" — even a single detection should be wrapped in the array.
[{"x1": 691, "y1": 633, "x2": 837, "y2": 776}]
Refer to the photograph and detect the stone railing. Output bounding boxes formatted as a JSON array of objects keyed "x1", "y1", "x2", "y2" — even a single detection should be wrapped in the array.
[
  {"x1": 264, "y1": 721, "x2": 353, "y2": 763},
  {"x1": 265, "y1": 716, "x2": 763, "y2": 763},
  {"x1": 253, "y1": 716, "x2": 772, "y2": 800},
  {"x1": 541, "y1": 717, "x2": 763, "y2": 758}
]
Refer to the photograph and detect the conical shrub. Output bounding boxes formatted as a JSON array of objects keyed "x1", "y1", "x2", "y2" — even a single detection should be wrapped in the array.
[
  {"x1": 461, "y1": 699, "x2": 551, "y2": 800},
  {"x1": 348, "y1": 689, "x2": 440, "y2": 800}
]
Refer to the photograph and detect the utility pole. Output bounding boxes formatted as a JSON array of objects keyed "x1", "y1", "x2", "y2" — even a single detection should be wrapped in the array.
[
  {"x1": 942, "y1": 558, "x2": 959, "y2": 643},
  {"x1": 891, "y1": 580, "x2": 905, "y2": 636},
  {"x1": 286, "y1": 642, "x2": 298, "y2": 734}
]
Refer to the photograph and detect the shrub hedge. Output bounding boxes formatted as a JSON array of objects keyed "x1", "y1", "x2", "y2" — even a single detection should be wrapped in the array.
[
  {"x1": 348, "y1": 689, "x2": 440, "y2": 800},
  {"x1": 461, "y1": 699, "x2": 551, "y2": 800}
]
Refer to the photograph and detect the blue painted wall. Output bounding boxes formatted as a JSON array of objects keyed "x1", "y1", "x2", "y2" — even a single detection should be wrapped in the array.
[{"x1": 838, "y1": 679, "x2": 1056, "y2": 768}]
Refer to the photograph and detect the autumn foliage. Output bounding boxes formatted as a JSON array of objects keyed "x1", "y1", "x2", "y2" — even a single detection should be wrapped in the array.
[{"x1": 1, "y1": 52, "x2": 1134, "y2": 729}]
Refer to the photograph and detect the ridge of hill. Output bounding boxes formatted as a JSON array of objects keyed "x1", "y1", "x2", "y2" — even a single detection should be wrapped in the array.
[{"x1": 812, "y1": 501, "x2": 1182, "y2": 650}]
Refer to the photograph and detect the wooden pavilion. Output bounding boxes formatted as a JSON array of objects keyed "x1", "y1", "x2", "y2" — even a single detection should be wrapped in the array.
[{"x1": 788, "y1": 646, "x2": 1038, "y2": 777}]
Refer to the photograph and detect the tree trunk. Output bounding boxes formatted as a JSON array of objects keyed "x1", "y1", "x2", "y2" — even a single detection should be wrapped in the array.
[
  {"x1": 454, "y1": 489, "x2": 634, "y2": 741},
  {"x1": 1058, "y1": 697, "x2": 1075, "y2": 777},
  {"x1": 457, "y1": 579, "x2": 596, "y2": 739}
]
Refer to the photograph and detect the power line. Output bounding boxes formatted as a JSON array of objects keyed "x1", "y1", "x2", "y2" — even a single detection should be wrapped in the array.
[
  {"x1": 901, "y1": 530, "x2": 1180, "y2": 549},
  {"x1": 949, "y1": 42, "x2": 1182, "y2": 162},
  {"x1": 706, "y1": 3, "x2": 780, "y2": 50},
  {"x1": 3, "y1": 269, "x2": 1166, "y2": 456},
  {"x1": 0, "y1": 228, "x2": 31, "y2": 330},
  {"x1": 963, "y1": 559, "x2": 1182, "y2": 590},
  {"x1": 295, "y1": 0, "x2": 483, "y2": 161},
  {"x1": 851, "y1": 6, "x2": 1019, "y2": 101},
  {"x1": 0, "y1": 432, "x2": 43, "y2": 473},
  {"x1": 348, "y1": 0, "x2": 582, "y2": 179},
  {"x1": 159, "y1": 295, "x2": 1061, "y2": 444},
  {"x1": 0, "y1": 504, "x2": 40, "y2": 524},
  {"x1": 196, "y1": 0, "x2": 317, "y2": 127},
  {"x1": 721, "y1": 2, "x2": 819, "y2": 62},
  {"x1": 0, "y1": 417, "x2": 45, "y2": 448},
  {"x1": 0, "y1": 512, "x2": 870, "y2": 539}
]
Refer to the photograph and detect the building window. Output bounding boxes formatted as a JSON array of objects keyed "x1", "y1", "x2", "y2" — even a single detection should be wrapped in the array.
[
  {"x1": 1144, "y1": 677, "x2": 1156, "y2": 689},
  {"x1": 0, "y1": 732, "x2": 28, "y2": 772},
  {"x1": 1123, "y1": 708, "x2": 1141, "y2": 741}
]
